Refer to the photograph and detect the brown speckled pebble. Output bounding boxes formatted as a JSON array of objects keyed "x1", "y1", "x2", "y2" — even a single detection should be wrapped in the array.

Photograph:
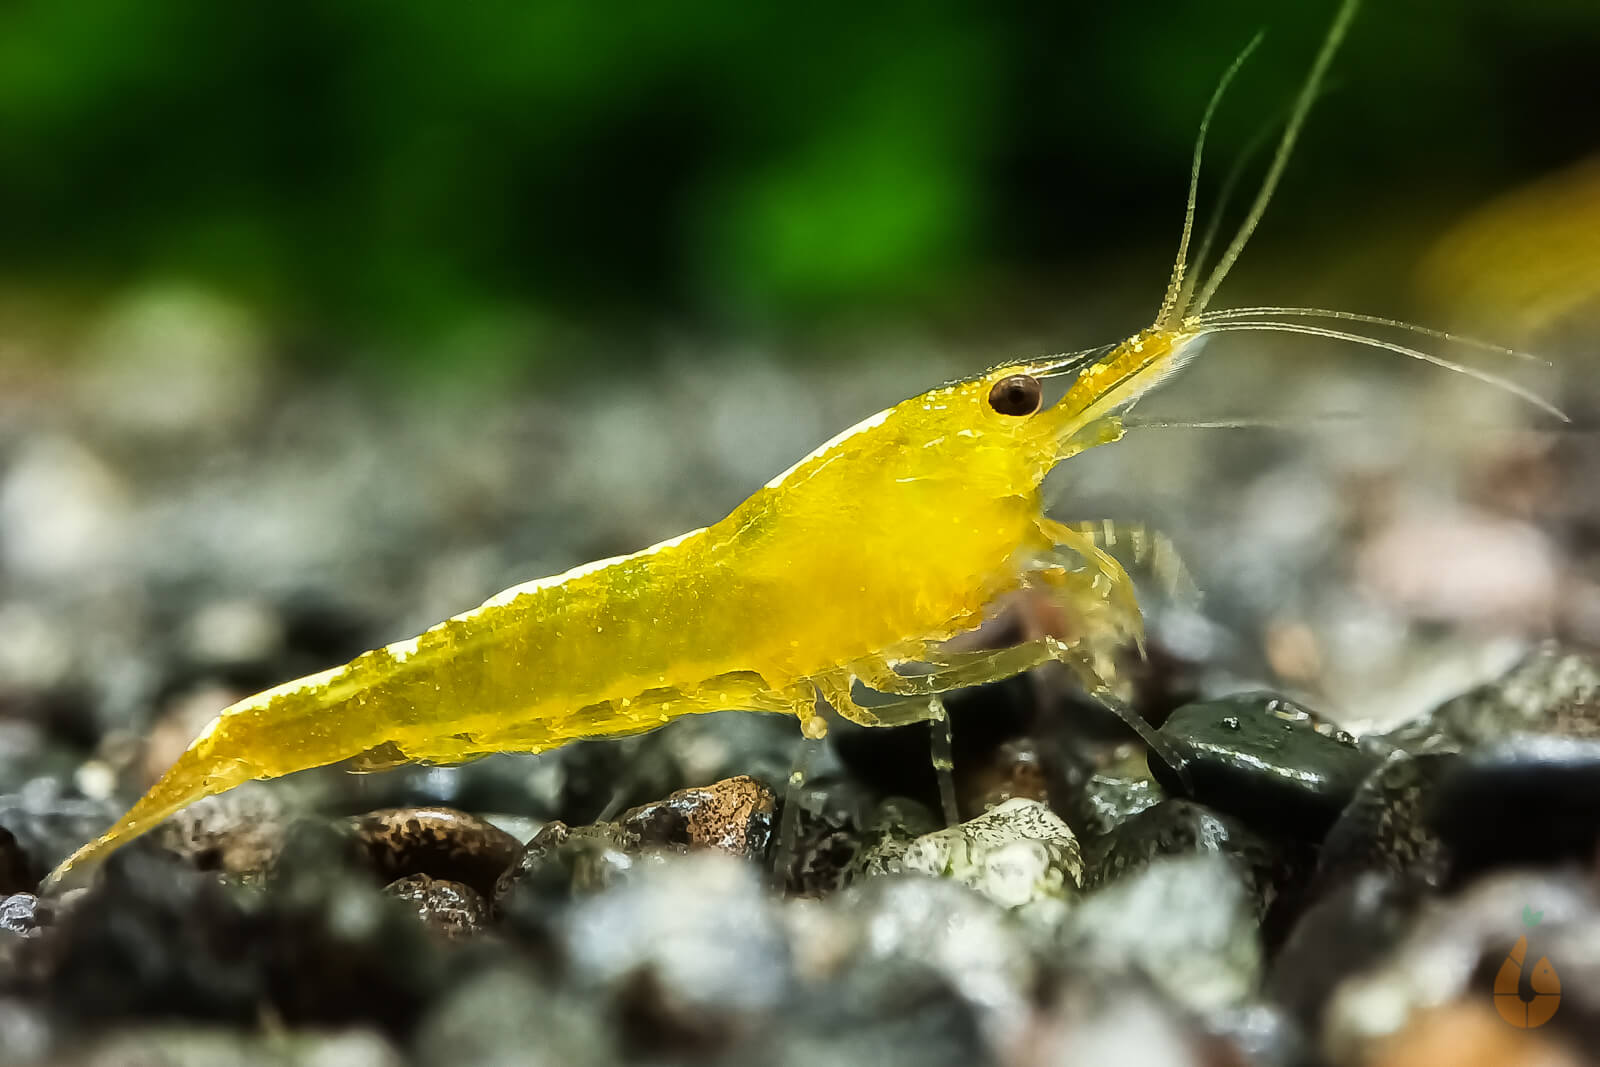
[
  {"x1": 620, "y1": 775, "x2": 777, "y2": 857},
  {"x1": 382, "y1": 874, "x2": 490, "y2": 939},
  {"x1": 346, "y1": 808, "x2": 524, "y2": 897}
]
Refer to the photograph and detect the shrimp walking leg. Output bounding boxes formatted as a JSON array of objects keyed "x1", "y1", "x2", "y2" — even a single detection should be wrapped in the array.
[
  {"x1": 1035, "y1": 517, "x2": 1145, "y2": 649},
  {"x1": 1041, "y1": 635, "x2": 1193, "y2": 793},
  {"x1": 1059, "y1": 520, "x2": 1198, "y2": 604},
  {"x1": 774, "y1": 734, "x2": 822, "y2": 889},
  {"x1": 927, "y1": 695, "x2": 960, "y2": 825},
  {"x1": 843, "y1": 643, "x2": 1057, "y2": 702},
  {"x1": 843, "y1": 634, "x2": 1188, "y2": 799}
]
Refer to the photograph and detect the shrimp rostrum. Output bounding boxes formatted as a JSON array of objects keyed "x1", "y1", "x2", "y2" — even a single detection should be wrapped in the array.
[{"x1": 46, "y1": 0, "x2": 1557, "y2": 887}]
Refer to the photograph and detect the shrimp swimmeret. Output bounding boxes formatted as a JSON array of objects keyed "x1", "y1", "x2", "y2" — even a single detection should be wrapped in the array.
[{"x1": 45, "y1": 0, "x2": 1559, "y2": 888}]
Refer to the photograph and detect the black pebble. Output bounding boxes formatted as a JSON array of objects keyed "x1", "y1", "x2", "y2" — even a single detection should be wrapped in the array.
[
  {"x1": 1088, "y1": 799, "x2": 1286, "y2": 900},
  {"x1": 1429, "y1": 736, "x2": 1600, "y2": 882},
  {"x1": 1152, "y1": 693, "x2": 1379, "y2": 838}
]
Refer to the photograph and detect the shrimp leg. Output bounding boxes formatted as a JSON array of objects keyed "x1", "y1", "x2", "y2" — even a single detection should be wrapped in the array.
[
  {"x1": 1057, "y1": 520, "x2": 1198, "y2": 604},
  {"x1": 843, "y1": 643, "x2": 1058, "y2": 703},
  {"x1": 1041, "y1": 634, "x2": 1193, "y2": 792},
  {"x1": 1035, "y1": 516, "x2": 1146, "y2": 651},
  {"x1": 837, "y1": 631, "x2": 1192, "y2": 799},
  {"x1": 773, "y1": 733, "x2": 823, "y2": 889},
  {"x1": 808, "y1": 665, "x2": 968, "y2": 826},
  {"x1": 926, "y1": 694, "x2": 959, "y2": 824}
]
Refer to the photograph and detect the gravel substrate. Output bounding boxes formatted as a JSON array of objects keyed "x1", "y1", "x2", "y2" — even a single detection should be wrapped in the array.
[{"x1": 2, "y1": 315, "x2": 1598, "y2": 1066}]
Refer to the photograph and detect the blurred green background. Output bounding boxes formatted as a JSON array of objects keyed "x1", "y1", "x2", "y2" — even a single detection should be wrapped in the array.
[{"x1": 0, "y1": 0, "x2": 1596, "y2": 372}]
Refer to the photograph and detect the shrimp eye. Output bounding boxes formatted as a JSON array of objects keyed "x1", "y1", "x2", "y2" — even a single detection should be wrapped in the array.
[{"x1": 988, "y1": 374, "x2": 1042, "y2": 416}]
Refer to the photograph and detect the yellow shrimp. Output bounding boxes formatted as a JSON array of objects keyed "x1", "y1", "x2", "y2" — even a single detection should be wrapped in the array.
[{"x1": 45, "y1": 0, "x2": 1552, "y2": 889}]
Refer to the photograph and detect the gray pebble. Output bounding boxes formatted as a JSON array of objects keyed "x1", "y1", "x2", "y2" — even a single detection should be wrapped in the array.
[
  {"x1": 1060, "y1": 854, "x2": 1262, "y2": 1015},
  {"x1": 898, "y1": 798, "x2": 1081, "y2": 923},
  {"x1": 414, "y1": 966, "x2": 616, "y2": 1067}
]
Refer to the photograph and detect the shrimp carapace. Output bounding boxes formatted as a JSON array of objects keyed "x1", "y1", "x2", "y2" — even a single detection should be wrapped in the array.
[{"x1": 46, "y1": 0, "x2": 1557, "y2": 890}]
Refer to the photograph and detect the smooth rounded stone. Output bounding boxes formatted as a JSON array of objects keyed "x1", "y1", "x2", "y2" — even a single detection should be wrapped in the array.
[
  {"x1": 618, "y1": 774, "x2": 777, "y2": 858},
  {"x1": 1383, "y1": 642, "x2": 1600, "y2": 753},
  {"x1": 1266, "y1": 873, "x2": 1424, "y2": 1031},
  {"x1": 1323, "y1": 869, "x2": 1600, "y2": 1062},
  {"x1": 345, "y1": 807, "x2": 524, "y2": 898},
  {"x1": 1151, "y1": 693, "x2": 1379, "y2": 838},
  {"x1": 382, "y1": 874, "x2": 490, "y2": 940},
  {"x1": 559, "y1": 854, "x2": 793, "y2": 1054},
  {"x1": 0, "y1": 829, "x2": 30, "y2": 895},
  {"x1": 845, "y1": 797, "x2": 941, "y2": 881},
  {"x1": 151, "y1": 783, "x2": 292, "y2": 879},
  {"x1": 828, "y1": 875, "x2": 1039, "y2": 1051},
  {"x1": 1312, "y1": 752, "x2": 1455, "y2": 896},
  {"x1": 898, "y1": 798, "x2": 1081, "y2": 924},
  {"x1": 1058, "y1": 854, "x2": 1262, "y2": 1016},
  {"x1": 59, "y1": 1026, "x2": 405, "y2": 1067},
  {"x1": 1086, "y1": 799, "x2": 1288, "y2": 909},
  {"x1": 414, "y1": 965, "x2": 617, "y2": 1067},
  {"x1": 0, "y1": 781, "x2": 118, "y2": 888},
  {"x1": 1429, "y1": 736, "x2": 1600, "y2": 880}
]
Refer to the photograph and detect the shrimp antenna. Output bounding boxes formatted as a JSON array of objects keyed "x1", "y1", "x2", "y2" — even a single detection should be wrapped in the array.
[
  {"x1": 1188, "y1": 0, "x2": 1361, "y2": 317},
  {"x1": 1155, "y1": 31, "x2": 1264, "y2": 331},
  {"x1": 1176, "y1": 80, "x2": 1340, "y2": 315},
  {"x1": 1198, "y1": 319, "x2": 1568, "y2": 420}
]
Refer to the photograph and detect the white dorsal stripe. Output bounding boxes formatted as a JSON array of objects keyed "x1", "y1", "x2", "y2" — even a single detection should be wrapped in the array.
[
  {"x1": 210, "y1": 663, "x2": 346, "y2": 725},
  {"x1": 477, "y1": 527, "x2": 701, "y2": 611},
  {"x1": 764, "y1": 407, "x2": 892, "y2": 490}
]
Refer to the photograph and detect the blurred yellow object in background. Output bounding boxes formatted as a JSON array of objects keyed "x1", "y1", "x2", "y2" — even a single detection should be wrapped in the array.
[{"x1": 1421, "y1": 155, "x2": 1600, "y2": 345}]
